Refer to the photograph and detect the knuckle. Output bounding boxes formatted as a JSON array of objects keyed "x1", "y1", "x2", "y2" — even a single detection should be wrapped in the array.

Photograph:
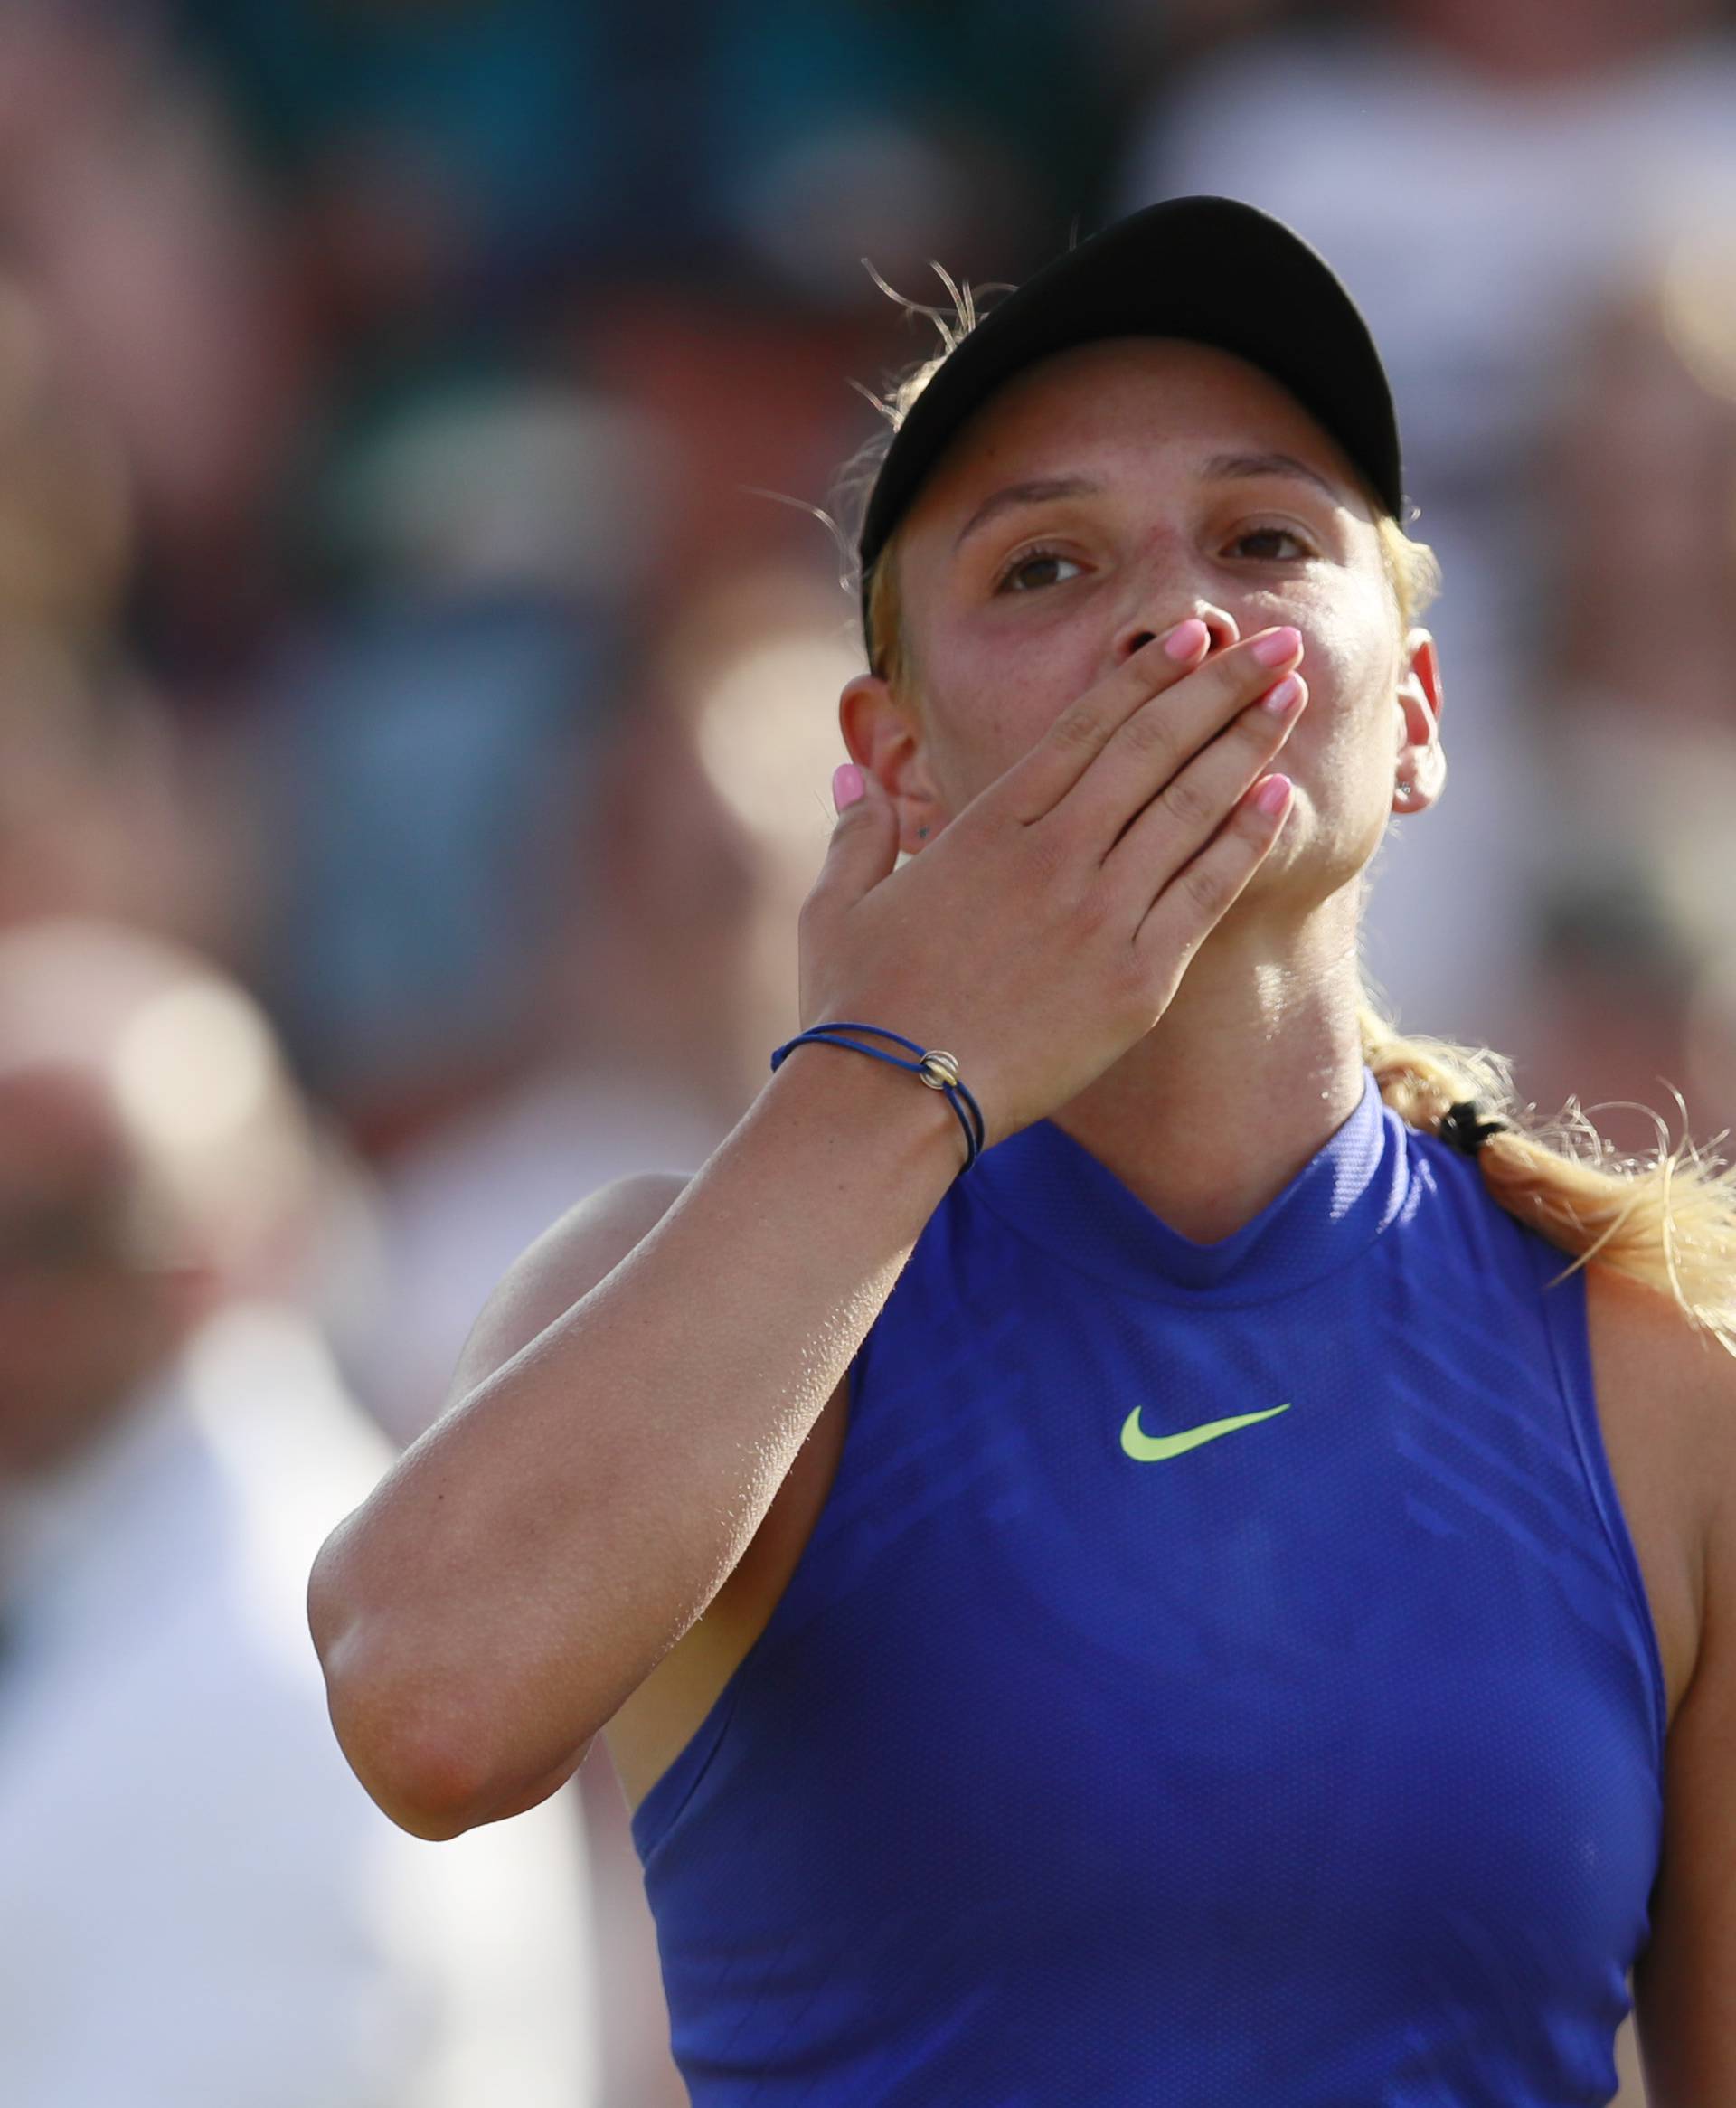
[
  {"x1": 1117, "y1": 704, "x2": 1176, "y2": 761},
  {"x1": 1179, "y1": 856, "x2": 1228, "y2": 922},
  {"x1": 1024, "y1": 817, "x2": 1073, "y2": 885},
  {"x1": 1109, "y1": 931, "x2": 1148, "y2": 988},
  {"x1": 1137, "y1": 909, "x2": 1193, "y2": 980},
  {"x1": 1109, "y1": 939, "x2": 1156, "y2": 1012},
  {"x1": 1157, "y1": 769, "x2": 1217, "y2": 833},
  {"x1": 1046, "y1": 702, "x2": 1103, "y2": 754},
  {"x1": 1072, "y1": 877, "x2": 1115, "y2": 938}
]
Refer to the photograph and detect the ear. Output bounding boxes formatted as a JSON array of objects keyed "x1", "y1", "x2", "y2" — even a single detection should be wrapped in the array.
[
  {"x1": 1392, "y1": 627, "x2": 1446, "y2": 813},
  {"x1": 839, "y1": 674, "x2": 948, "y2": 855}
]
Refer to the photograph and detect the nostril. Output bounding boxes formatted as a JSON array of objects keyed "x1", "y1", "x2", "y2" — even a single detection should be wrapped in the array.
[{"x1": 1122, "y1": 610, "x2": 1238, "y2": 662}]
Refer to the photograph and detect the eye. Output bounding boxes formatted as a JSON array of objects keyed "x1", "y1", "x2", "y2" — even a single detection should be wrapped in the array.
[
  {"x1": 995, "y1": 546, "x2": 1084, "y2": 595},
  {"x1": 1227, "y1": 524, "x2": 1312, "y2": 562}
]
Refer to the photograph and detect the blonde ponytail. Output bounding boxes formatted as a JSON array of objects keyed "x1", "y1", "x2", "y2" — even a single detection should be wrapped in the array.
[{"x1": 1359, "y1": 1001, "x2": 1736, "y2": 1356}]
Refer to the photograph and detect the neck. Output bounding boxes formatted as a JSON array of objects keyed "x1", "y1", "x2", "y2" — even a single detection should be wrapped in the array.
[{"x1": 1049, "y1": 893, "x2": 1371, "y2": 1243}]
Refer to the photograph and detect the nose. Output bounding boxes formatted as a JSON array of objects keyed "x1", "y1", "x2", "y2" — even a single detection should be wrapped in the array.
[{"x1": 1115, "y1": 601, "x2": 1240, "y2": 665}]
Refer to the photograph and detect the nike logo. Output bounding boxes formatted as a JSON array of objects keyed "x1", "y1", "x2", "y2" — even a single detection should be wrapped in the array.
[{"x1": 1119, "y1": 1402, "x2": 1292, "y2": 1461}]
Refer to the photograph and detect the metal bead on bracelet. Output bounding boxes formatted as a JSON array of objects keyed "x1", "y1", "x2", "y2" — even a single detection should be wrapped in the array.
[{"x1": 769, "y1": 1022, "x2": 987, "y2": 1172}]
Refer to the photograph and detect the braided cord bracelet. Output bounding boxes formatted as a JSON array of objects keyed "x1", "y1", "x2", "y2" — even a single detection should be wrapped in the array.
[{"x1": 769, "y1": 1022, "x2": 987, "y2": 1173}]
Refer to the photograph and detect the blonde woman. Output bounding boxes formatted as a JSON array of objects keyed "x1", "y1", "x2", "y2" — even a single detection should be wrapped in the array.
[{"x1": 312, "y1": 199, "x2": 1736, "y2": 2104}]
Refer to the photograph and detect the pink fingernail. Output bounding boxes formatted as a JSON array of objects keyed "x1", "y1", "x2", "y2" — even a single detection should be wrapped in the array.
[
  {"x1": 1255, "y1": 774, "x2": 1293, "y2": 817},
  {"x1": 1163, "y1": 619, "x2": 1210, "y2": 661},
  {"x1": 1260, "y1": 673, "x2": 1304, "y2": 714},
  {"x1": 1250, "y1": 626, "x2": 1302, "y2": 667},
  {"x1": 833, "y1": 763, "x2": 865, "y2": 810}
]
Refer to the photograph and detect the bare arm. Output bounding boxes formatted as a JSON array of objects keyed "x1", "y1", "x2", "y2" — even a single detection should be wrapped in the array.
[
  {"x1": 309, "y1": 616, "x2": 1306, "y2": 1839},
  {"x1": 1633, "y1": 1321, "x2": 1736, "y2": 2105},
  {"x1": 309, "y1": 1053, "x2": 960, "y2": 1839}
]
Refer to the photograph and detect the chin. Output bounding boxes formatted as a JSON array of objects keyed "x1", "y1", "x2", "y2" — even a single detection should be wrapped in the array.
[{"x1": 1242, "y1": 793, "x2": 1378, "y2": 914}]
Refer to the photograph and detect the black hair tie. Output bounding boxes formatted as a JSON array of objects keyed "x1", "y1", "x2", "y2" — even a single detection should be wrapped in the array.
[{"x1": 1437, "y1": 1100, "x2": 1511, "y2": 1157}]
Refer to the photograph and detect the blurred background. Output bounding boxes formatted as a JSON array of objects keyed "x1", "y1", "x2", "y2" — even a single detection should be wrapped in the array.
[{"x1": 2, "y1": 0, "x2": 1731, "y2": 2100}]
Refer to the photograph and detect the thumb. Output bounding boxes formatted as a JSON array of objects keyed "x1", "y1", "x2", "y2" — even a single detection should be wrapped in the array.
[{"x1": 814, "y1": 761, "x2": 899, "y2": 906}]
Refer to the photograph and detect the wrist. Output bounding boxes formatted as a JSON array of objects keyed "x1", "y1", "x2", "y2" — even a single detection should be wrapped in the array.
[
  {"x1": 772, "y1": 1022, "x2": 983, "y2": 1171},
  {"x1": 763, "y1": 1030, "x2": 976, "y2": 1191}
]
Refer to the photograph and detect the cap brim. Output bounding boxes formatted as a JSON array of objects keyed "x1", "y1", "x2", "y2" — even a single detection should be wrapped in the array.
[{"x1": 857, "y1": 196, "x2": 1402, "y2": 639}]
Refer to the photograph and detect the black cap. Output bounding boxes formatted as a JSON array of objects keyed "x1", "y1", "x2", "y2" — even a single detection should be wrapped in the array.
[{"x1": 856, "y1": 195, "x2": 1403, "y2": 656}]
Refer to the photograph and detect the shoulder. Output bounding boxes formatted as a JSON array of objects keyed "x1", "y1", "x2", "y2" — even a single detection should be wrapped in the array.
[
  {"x1": 446, "y1": 1170, "x2": 695, "y2": 1412},
  {"x1": 1585, "y1": 1264, "x2": 1734, "y2": 1699},
  {"x1": 1599, "y1": 1272, "x2": 1736, "y2": 2092},
  {"x1": 1585, "y1": 1262, "x2": 1736, "y2": 1501}
]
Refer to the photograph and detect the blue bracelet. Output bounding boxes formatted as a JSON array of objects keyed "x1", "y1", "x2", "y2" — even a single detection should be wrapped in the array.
[{"x1": 769, "y1": 1021, "x2": 986, "y2": 1173}]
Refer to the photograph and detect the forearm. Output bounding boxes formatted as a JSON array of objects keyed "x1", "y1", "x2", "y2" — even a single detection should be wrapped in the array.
[{"x1": 310, "y1": 1049, "x2": 962, "y2": 1833}]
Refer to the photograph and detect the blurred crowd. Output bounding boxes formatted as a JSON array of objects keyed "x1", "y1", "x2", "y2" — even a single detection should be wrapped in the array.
[{"x1": 3, "y1": 0, "x2": 1732, "y2": 2100}]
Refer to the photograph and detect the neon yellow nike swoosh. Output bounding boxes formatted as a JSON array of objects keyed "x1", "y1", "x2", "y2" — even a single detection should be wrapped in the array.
[{"x1": 1119, "y1": 1402, "x2": 1292, "y2": 1461}]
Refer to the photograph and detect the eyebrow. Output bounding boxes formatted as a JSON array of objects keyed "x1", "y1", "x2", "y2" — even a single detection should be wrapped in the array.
[
  {"x1": 952, "y1": 476, "x2": 1101, "y2": 553},
  {"x1": 1200, "y1": 450, "x2": 1342, "y2": 501},
  {"x1": 950, "y1": 450, "x2": 1343, "y2": 555}
]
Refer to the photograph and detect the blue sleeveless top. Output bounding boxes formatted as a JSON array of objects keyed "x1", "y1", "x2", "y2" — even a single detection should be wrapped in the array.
[{"x1": 631, "y1": 1070, "x2": 1665, "y2": 2104}]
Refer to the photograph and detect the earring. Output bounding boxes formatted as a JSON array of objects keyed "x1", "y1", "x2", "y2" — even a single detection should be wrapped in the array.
[{"x1": 1396, "y1": 779, "x2": 1415, "y2": 799}]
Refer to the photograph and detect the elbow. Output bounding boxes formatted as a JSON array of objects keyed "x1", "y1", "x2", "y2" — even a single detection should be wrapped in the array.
[
  {"x1": 354, "y1": 1767, "x2": 485, "y2": 1845},
  {"x1": 307, "y1": 1536, "x2": 495, "y2": 1840},
  {"x1": 308, "y1": 1541, "x2": 590, "y2": 1840},
  {"x1": 334, "y1": 1692, "x2": 590, "y2": 1841},
  {"x1": 317, "y1": 1629, "x2": 509, "y2": 1840},
  {"x1": 363, "y1": 1760, "x2": 497, "y2": 1845}
]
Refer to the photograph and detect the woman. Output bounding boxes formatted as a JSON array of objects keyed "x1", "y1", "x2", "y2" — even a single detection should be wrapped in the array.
[{"x1": 311, "y1": 199, "x2": 1736, "y2": 2103}]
